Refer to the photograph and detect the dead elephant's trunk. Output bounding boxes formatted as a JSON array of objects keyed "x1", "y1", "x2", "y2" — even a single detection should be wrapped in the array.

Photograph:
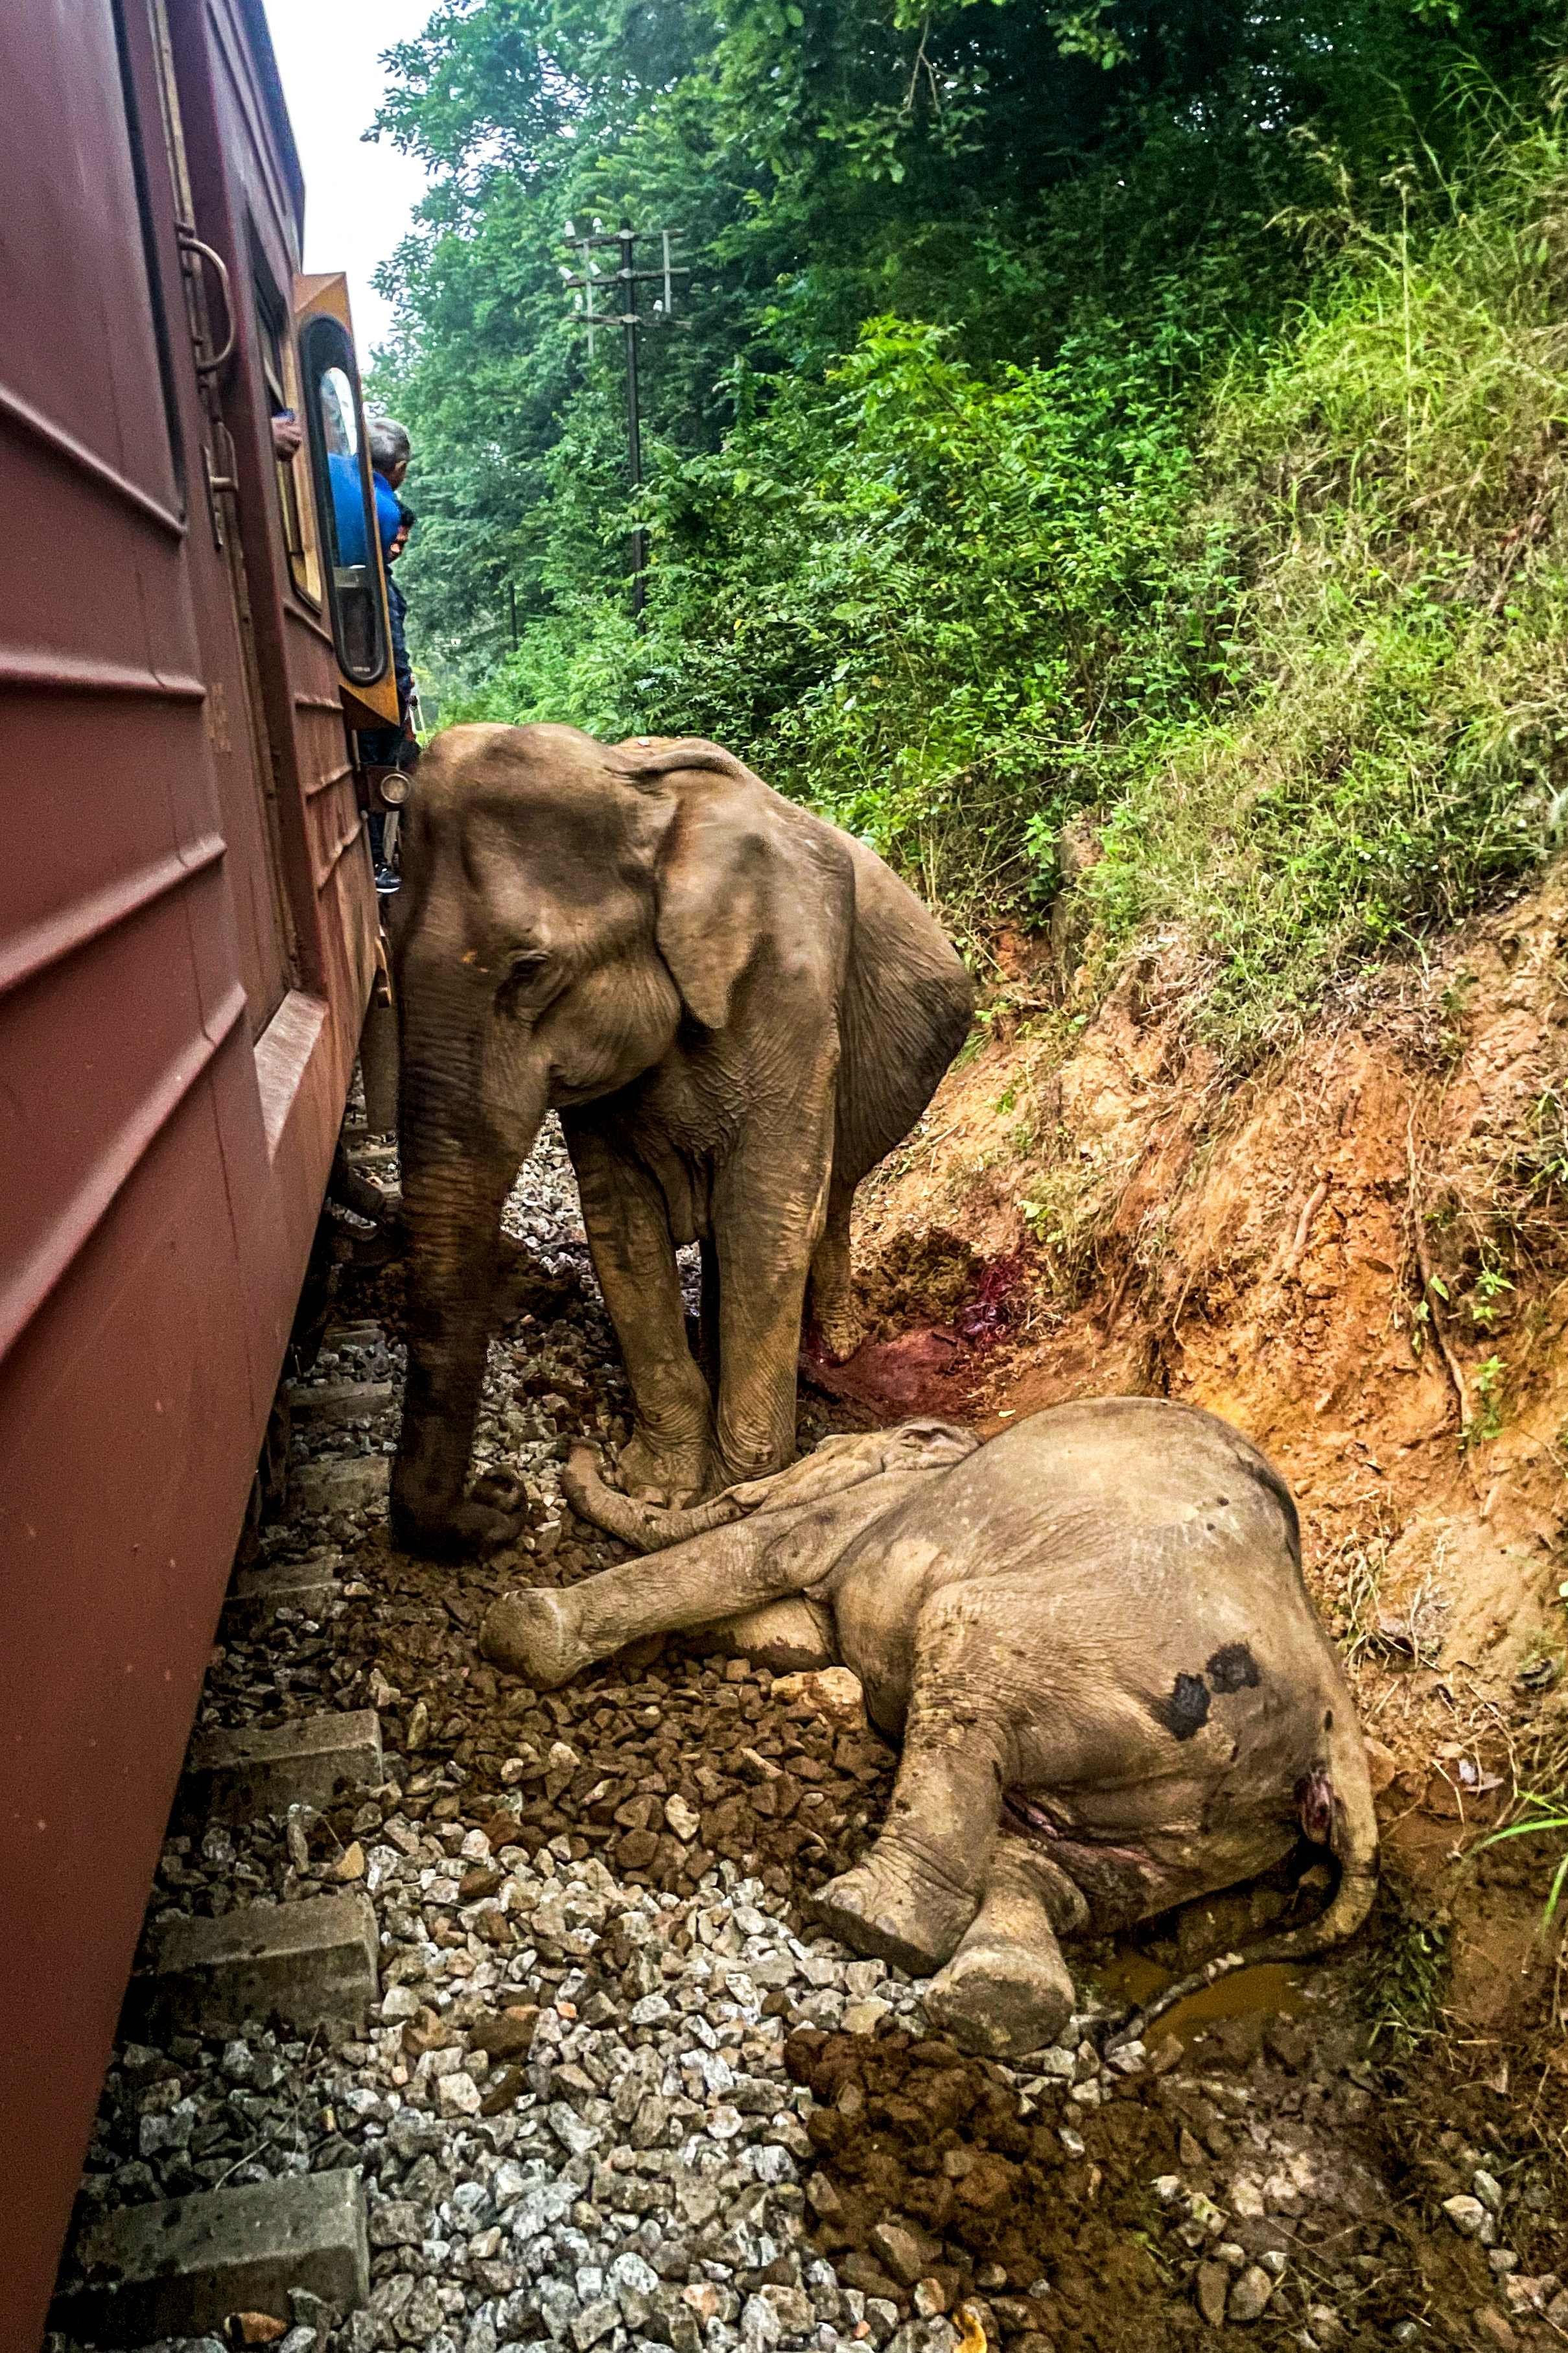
[{"x1": 561, "y1": 1443, "x2": 749, "y2": 1550}]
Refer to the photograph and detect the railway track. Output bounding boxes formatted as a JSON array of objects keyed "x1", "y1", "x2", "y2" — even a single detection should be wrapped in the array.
[
  {"x1": 47, "y1": 1128, "x2": 937, "y2": 2352},
  {"x1": 47, "y1": 1126, "x2": 1500, "y2": 2353}
]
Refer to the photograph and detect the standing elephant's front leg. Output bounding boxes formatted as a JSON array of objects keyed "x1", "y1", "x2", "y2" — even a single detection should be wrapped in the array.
[
  {"x1": 712, "y1": 1082, "x2": 837, "y2": 1485},
  {"x1": 565, "y1": 1117, "x2": 716, "y2": 1503}
]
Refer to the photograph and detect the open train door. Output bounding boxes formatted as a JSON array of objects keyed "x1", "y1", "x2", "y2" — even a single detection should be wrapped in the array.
[
  {"x1": 293, "y1": 272, "x2": 400, "y2": 733},
  {"x1": 293, "y1": 274, "x2": 404, "y2": 1135}
]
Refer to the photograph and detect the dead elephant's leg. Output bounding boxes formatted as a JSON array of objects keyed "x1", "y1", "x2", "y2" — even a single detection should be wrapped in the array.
[
  {"x1": 480, "y1": 1500, "x2": 836, "y2": 1689},
  {"x1": 925, "y1": 1834, "x2": 1085, "y2": 2058},
  {"x1": 812, "y1": 1593, "x2": 1009, "y2": 1975}
]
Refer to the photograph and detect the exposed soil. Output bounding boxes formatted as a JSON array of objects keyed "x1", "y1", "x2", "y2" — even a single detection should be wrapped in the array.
[
  {"x1": 791, "y1": 860, "x2": 1568, "y2": 2345},
  {"x1": 784, "y1": 2020, "x2": 1419, "y2": 2353},
  {"x1": 58, "y1": 867, "x2": 1568, "y2": 2353},
  {"x1": 307, "y1": 976, "x2": 1568, "y2": 2348}
]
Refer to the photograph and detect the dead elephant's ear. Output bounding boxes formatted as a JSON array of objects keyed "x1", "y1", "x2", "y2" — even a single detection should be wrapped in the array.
[{"x1": 612, "y1": 741, "x2": 774, "y2": 1032}]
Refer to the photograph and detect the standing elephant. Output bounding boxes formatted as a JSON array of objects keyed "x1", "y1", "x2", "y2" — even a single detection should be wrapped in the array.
[
  {"x1": 480, "y1": 1399, "x2": 1379, "y2": 2059},
  {"x1": 390, "y1": 724, "x2": 974, "y2": 1559}
]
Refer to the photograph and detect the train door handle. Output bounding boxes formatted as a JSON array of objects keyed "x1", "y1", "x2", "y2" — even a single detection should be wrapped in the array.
[{"x1": 177, "y1": 228, "x2": 237, "y2": 374}]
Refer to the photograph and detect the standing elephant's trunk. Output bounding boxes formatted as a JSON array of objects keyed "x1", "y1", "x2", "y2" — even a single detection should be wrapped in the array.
[{"x1": 391, "y1": 967, "x2": 546, "y2": 1557}]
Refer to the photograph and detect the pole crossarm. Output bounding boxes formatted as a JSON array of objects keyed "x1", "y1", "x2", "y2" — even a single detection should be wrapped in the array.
[{"x1": 556, "y1": 220, "x2": 689, "y2": 626}]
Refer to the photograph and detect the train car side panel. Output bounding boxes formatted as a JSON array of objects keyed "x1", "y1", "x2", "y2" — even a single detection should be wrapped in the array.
[
  {"x1": 0, "y1": 3, "x2": 383, "y2": 2340},
  {"x1": 172, "y1": 0, "x2": 379, "y2": 1319},
  {"x1": 0, "y1": 8, "x2": 273, "y2": 2340}
]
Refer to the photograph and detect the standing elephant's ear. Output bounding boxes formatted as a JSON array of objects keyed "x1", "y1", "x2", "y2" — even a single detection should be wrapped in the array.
[{"x1": 614, "y1": 743, "x2": 775, "y2": 1031}]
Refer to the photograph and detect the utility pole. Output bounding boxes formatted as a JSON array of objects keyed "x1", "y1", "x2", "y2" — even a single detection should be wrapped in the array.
[{"x1": 561, "y1": 219, "x2": 687, "y2": 627}]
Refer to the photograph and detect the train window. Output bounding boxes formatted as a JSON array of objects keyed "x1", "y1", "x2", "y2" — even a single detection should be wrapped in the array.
[
  {"x1": 255, "y1": 263, "x2": 320, "y2": 603},
  {"x1": 299, "y1": 313, "x2": 388, "y2": 684}
]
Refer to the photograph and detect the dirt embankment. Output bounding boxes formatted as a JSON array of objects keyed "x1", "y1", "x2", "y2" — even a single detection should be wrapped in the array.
[{"x1": 828, "y1": 863, "x2": 1568, "y2": 2055}]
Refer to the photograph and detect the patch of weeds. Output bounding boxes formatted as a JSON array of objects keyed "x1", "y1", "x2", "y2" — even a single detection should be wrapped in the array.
[
  {"x1": 1357, "y1": 1876, "x2": 1452, "y2": 2054},
  {"x1": 1468, "y1": 1258, "x2": 1515, "y2": 1332},
  {"x1": 1018, "y1": 1149, "x2": 1112, "y2": 1297},
  {"x1": 1337, "y1": 1530, "x2": 1392, "y2": 1666},
  {"x1": 974, "y1": 999, "x2": 1020, "y2": 1042},
  {"x1": 1467, "y1": 1353, "x2": 1508, "y2": 1446},
  {"x1": 1473, "y1": 1788, "x2": 1568, "y2": 1929},
  {"x1": 1436, "y1": 969, "x2": 1479, "y2": 1067},
  {"x1": 1525, "y1": 1085, "x2": 1568, "y2": 1198}
]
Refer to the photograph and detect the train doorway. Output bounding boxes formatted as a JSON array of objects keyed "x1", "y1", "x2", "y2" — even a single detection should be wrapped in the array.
[{"x1": 145, "y1": 0, "x2": 299, "y2": 1035}]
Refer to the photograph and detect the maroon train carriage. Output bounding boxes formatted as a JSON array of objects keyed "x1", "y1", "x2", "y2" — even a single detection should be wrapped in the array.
[{"x1": 0, "y1": 4, "x2": 404, "y2": 2341}]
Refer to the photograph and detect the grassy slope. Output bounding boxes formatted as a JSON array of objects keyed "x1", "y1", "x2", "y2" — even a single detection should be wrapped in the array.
[
  {"x1": 1085, "y1": 88, "x2": 1568, "y2": 1059},
  {"x1": 439, "y1": 78, "x2": 1568, "y2": 1067}
]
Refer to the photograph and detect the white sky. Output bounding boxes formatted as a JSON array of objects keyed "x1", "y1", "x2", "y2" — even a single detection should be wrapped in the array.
[{"x1": 261, "y1": 0, "x2": 438, "y2": 355}]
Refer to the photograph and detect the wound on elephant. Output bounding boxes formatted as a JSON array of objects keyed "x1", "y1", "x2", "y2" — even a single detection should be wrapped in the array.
[
  {"x1": 1153, "y1": 1670, "x2": 1211, "y2": 1740},
  {"x1": 1206, "y1": 1640, "x2": 1262, "y2": 1692}
]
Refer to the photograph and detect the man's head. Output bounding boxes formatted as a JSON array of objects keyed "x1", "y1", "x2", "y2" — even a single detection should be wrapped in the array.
[
  {"x1": 390, "y1": 501, "x2": 415, "y2": 563},
  {"x1": 368, "y1": 414, "x2": 412, "y2": 489}
]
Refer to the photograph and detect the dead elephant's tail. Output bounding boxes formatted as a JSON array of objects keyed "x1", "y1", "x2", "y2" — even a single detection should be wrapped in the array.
[{"x1": 1106, "y1": 1714, "x2": 1380, "y2": 2051}]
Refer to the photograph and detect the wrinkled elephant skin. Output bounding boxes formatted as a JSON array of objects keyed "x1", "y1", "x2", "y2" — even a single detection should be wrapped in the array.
[
  {"x1": 482, "y1": 1399, "x2": 1379, "y2": 2059},
  {"x1": 390, "y1": 724, "x2": 974, "y2": 1558}
]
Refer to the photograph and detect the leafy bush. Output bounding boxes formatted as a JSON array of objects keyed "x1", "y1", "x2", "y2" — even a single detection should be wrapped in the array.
[
  {"x1": 379, "y1": 9, "x2": 1568, "y2": 1052},
  {"x1": 451, "y1": 314, "x2": 1232, "y2": 936},
  {"x1": 1083, "y1": 88, "x2": 1568, "y2": 1052}
]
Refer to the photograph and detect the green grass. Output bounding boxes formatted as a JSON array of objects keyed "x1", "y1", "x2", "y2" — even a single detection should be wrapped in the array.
[
  {"x1": 1474, "y1": 1788, "x2": 1568, "y2": 1930},
  {"x1": 443, "y1": 71, "x2": 1568, "y2": 1064},
  {"x1": 1358, "y1": 1877, "x2": 1453, "y2": 2053},
  {"x1": 1079, "y1": 87, "x2": 1568, "y2": 1057}
]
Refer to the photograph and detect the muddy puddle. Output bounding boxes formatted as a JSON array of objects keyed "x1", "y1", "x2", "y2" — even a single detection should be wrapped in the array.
[{"x1": 1092, "y1": 1954, "x2": 1307, "y2": 2044}]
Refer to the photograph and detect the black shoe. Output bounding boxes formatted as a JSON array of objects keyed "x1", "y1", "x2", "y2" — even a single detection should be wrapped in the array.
[{"x1": 375, "y1": 867, "x2": 401, "y2": 895}]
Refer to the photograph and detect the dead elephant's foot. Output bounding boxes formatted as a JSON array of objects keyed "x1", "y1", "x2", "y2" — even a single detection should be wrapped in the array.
[
  {"x1": 926, "y1": 1927, "x2": 1075, "y2": 2059},
  {"x1": 811, "y1": 1847, "x2": 978, "y2": 1978},
  {"x1": 479, "y1": 1588, "x2": 587, "y2": 1688},
  {"x1": 924, "y1": 1836, "x2": 1082, "y2": 2057}
]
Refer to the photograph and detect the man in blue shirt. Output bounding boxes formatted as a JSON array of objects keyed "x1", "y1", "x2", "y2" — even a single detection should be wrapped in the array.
[{"x1": 367, "y1": 415, "x2": 410, "y2": 558}]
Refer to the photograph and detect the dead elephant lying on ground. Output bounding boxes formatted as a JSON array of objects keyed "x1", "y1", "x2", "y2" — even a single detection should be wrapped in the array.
[{"x1": 481, "y1": 1398, "x2": 1379, "y2": 2059}]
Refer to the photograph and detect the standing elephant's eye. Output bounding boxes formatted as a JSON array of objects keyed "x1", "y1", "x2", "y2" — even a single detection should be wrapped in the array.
[{"x1": 497, "y1": 948, "x2": 550, "y2": 1014}]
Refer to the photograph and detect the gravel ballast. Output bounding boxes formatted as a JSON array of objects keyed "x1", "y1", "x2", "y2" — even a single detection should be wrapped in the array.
[{"x1": 48, "y1": 1120, "x2": 1565, "y2": 2353}]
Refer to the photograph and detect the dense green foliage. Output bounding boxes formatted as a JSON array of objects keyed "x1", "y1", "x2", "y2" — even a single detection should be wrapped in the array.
[{"x1": 371, "y1": 0, "x2": 1568, "y2": 1055}]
